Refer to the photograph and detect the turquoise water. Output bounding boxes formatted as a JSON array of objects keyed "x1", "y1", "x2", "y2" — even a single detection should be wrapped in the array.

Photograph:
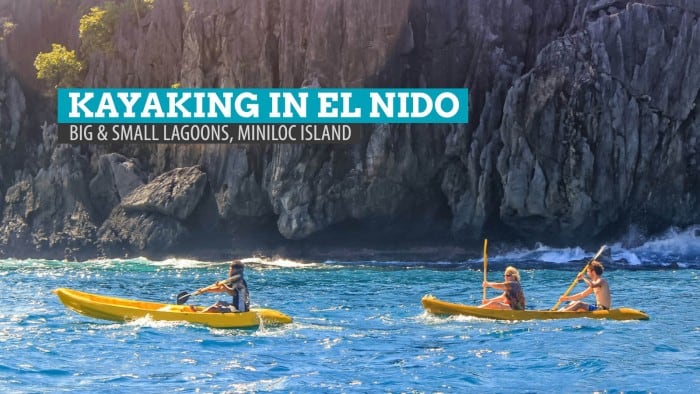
[{"x1": 1, "y1": 230, "x2": 700, "y2": 393}]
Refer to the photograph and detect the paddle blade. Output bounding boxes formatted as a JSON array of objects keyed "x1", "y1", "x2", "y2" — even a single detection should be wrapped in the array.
[{"x1": 176, "y1": 291, "x2": 190, "y2": 305}]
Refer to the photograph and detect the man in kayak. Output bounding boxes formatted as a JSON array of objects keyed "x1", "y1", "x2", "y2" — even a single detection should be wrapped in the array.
[
  {"x1": 480, "y1": 266, "x2": 526, "y2": 310},
  {"x1": 202, "y1": 260, "x2": 250, "y2": 313},
  {"x1": 559, "y1": 260, "x2": 611, "y2": 311}
]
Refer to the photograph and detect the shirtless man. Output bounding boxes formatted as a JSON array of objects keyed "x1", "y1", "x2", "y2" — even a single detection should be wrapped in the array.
[{"x1": 559, "y1": 260, "x2": 611, "y2": 311}]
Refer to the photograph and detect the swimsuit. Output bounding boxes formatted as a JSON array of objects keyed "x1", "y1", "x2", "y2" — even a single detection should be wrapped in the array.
[{"x1": 587, "y1": 304, "x2": 609, "y2": 311}]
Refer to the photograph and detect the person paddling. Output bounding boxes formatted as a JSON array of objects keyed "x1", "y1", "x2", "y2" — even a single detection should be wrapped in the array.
[
  {"x1": 559, "y1": 260, "x2": 610, "y2": 311},
  {"x1": 202, "y1": 260, "x2": 250, "y2": 313},
  {"x1": 480, "y1": 266, "x2": 526, "y2": 310}
]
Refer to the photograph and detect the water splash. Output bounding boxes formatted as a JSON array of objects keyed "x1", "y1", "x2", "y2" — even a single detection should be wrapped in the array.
[
  {"x1": 2, "y1": 225, "x2": 700, "y2": 271},
  {"x1": 630, "y1": 225, "x2": 700, "y2": 255},
  {"x1": 483, "y1": 244, "x2": 589, "y2": 265},
  {"x1": 241, "y1": 257, "x2": 317, "y2": 269}
]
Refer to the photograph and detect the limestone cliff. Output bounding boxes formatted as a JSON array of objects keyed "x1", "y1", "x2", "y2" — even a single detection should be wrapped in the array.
[{"x1": 0, "y1": 0, "x2": 698, "y2": 259}]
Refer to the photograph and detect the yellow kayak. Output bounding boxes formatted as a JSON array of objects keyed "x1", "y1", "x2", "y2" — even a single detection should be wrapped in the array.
[
  {"x1": 54, "y1": 288, "x2": 293, "y2": 328},
  {"x1": 422, "y1": 295, "x2": 649, "y2": 321}
]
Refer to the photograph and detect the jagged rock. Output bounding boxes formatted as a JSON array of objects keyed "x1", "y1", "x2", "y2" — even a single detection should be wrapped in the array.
[
  {"x1": 120, "y1": 166, "x2": 208, "y2": 221},
  {"x1": 84, "y1": 0, "x2": 185, "y2": 88},
  {"x1": 198, "y1": 145, "x2": 272, "y2": 219},
  {"x1": 0, "y1": 75, "x2": 25, "y2": 151},
  {"x1": 98, "y1": 206, "x2": 188, "y2": 253},
  {"x1": 443, "y1": 49, "x2": 526, "y2": 238},
  {"x1": 0, "y1": 179, "x2": 32, "y2": 252},
  {"x1": 0, "y1": 65, "x2": 27, "y2": 212},
  {"x1": 97, "y1": 166, "x2": 208, "y2": 254},
  {"x1": 0, "y1": 145, "x2": 98, "y2": 256},
  {"x1": 180, "y1": 0, "x2": 410, "y2": 88},
  {"x1": 1, "y1": 0, "x2": 700, "y2": 257},
  {"x1": 497, "y1": 2, "x2": 700, "y2": 241},
  {"x1": 0, "y1": 0, "x2": 83, "y2": 91},
  {"x1": 266, "y1": 145, "x2": 340, "y2": 239},
  {"x1": 89, "y1": 153, "x2": 146, "y2": 220}
]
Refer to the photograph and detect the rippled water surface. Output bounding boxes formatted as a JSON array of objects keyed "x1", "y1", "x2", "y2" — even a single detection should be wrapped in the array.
[{"x1": 1, "y1": 234, "x2": 700, "y2": 392}]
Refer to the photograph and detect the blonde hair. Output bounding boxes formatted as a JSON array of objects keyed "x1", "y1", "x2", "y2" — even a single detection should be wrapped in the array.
[{"x1": 505, "y1": 266, "x2": 521, "y2": 282}]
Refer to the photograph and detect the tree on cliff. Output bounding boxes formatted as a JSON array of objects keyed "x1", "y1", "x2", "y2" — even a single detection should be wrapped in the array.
[
  {"x1": 79, "y1": 6, "x2": 115, "y2": 54},
  {"x1": 33, "y1": 43, "x2": 83, "y2": 90}
]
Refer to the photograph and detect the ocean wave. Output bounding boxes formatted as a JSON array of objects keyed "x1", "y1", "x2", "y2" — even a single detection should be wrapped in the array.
[
  {"x1": 478, "y1": 244, "x2": 589, "y2": 265},
  {"x1": 460, "y1": 225, "x2": 700, "y2": 269},
  {"x1": 241, "y1": 257, "x2": 318, "y2": 269},
  {"x1": 1, "y1": 225, "x2": 699, "y2": 270},
  {"x1": 630, "y1": 225, "x2": 700, "y2": 254}
]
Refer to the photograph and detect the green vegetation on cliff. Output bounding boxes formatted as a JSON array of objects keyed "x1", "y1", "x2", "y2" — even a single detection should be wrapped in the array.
[
  {"x1": 33, "y1": 43, "x2": 83, "y2": 89},
  {"x1": 1, "y1": 19, "x2": 16, "y2": 41},
  {"x1": 79, "y1": 6, "x2": 115, "y2": 54}
]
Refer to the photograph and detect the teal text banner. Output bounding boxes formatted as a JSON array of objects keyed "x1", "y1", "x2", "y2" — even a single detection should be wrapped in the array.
[{"x1": 58, "y1": 88, "x2": 469, "y2": 124}]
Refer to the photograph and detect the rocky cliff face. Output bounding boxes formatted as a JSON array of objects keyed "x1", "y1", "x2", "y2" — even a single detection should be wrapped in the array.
[
  {"x1": 0, "y1": 0, "x2": 698, "y2": 259},
  {"x1": 498, "y1": 2, "x2": 700, "y2": 241}
]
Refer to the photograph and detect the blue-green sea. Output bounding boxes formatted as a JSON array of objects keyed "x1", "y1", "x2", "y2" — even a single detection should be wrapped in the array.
[{"x1": 1, "y1": 227, "x2": 700, "y2": 393}]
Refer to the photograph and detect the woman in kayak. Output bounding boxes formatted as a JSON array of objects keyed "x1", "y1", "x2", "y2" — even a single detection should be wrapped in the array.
[
  {"x1": 202, "y1": 260, "x2": 250, "y2": 313},
  {"x1": 480, "y1": 266, "x2": 526, "y2": 310}
]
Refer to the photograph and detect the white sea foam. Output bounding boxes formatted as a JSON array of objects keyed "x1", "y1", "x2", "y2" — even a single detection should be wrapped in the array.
[
  {"x1": 125, "y1": 315, "x2": 186, "y2": 329},
  {"x1": 609, "y1": 248, "x2": 643, "y2": 266},
  {"x1": 241, "y1": 256, "x2": 317, "y2": 269},
  {"x1": 630, "y1": 225, "x2": 700, "y2": 255},
  {"x1": 150, "y1": 258, "x2": 218, "y2": 269},
  {"x1": 454, "y1": 225, "x2": 700, "y2": 267},
  {"x1": 227, "y1": 376, "x2": 289, "y2": 392},
  {"x1": 82, "y1": 256, "x2": 318, "y2": 270},
  {"x1": 4, "y1": 226, "x2": 699, "y2": 269},
  {"x1": 602, "y1": 225, "x2": 700, "y2": 266},
  {"x1": 473, "y1": 244, "x2": 589, "y2": 265}
]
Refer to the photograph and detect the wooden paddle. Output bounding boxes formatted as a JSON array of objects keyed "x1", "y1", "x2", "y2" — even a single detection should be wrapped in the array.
[
  {"x1": 482, "y1": 239, "x2": 488, "y2": 303},
  {"x1": 550, "y1": 245, "x2": 607, "y2": 310},
  {"x1": 176, "y1": 274, "x2": 241, "y2": 305}
]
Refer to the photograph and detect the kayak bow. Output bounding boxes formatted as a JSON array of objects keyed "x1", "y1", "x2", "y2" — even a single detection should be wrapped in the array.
[
  {"x1": 54, "y1": 288, "x2": 292, "y2": 328},
  {"x1": 422, "y1": 295, "x2": 648, "y2": 321}
]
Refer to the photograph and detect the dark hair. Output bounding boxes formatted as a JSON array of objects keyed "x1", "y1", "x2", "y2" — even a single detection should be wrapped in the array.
[
  {"x1": 589, "y1": 261, "x2": 604, "y2": 275},
  {"x1": 230, "y1": 260, "x2": 245, "y2": 270}
]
